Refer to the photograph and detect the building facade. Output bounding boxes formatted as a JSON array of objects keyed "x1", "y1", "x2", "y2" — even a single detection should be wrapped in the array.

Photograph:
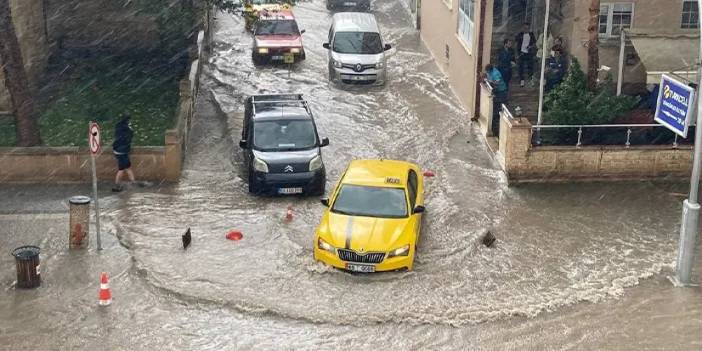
[{"x1": 420, "y1": 0, "x2": 494, "y2": 116}]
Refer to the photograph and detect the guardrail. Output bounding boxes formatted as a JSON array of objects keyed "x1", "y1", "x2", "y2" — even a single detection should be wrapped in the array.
[{"x1": 530, "y1": 123, "x2": 689, "y2": 148}]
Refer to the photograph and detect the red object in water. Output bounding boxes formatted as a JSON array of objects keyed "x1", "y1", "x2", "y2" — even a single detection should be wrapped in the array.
[
  {"x1": 285, "y1": 205, "x2": 293, "y2": 221},
  {"x1": 226, "y1": 231, "x2": 243, "y2": 241},
  {"x1": 423, "y1": 171, "x2": 435, "y2": 177}
]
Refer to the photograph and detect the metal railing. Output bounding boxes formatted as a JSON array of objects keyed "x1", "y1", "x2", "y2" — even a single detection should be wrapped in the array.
[{"x1": 531, "y1": 124, "x2": 690, "y2": 148}]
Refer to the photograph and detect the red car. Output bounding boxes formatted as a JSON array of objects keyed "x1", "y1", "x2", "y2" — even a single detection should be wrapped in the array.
[{"x1": 252, "y1": 10, "x2": 306, "y2": 65}]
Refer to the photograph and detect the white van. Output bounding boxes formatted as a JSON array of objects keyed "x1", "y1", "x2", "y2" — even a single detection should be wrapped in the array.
[{"x1": 323, "y1": 13, "x2": 392, "y2": 86}]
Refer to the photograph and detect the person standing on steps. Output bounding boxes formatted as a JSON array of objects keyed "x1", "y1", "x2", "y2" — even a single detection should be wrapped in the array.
[
  {"x1": 112, "y1": 114, "x2": 136, "y2": 192},
  {"x1": 497, "y1": 39, "x2": 516, "y2": 92},
  {"x1": 515, "y1": 22, "x2": 537, "y2": 88}
]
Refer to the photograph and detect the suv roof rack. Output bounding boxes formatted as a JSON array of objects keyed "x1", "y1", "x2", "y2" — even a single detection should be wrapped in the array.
[{"x1": 251, "y1": 94, "x2": 311, "y2": 117}]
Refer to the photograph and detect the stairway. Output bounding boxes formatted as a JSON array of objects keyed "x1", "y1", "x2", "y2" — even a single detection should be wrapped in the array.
[{"x1": 504, "y1": 78, "x2": 541, "y2": 124}]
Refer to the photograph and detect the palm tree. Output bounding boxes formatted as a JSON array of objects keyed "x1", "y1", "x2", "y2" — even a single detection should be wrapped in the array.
[
  {"x1": 586, "y1": 0, "x2": 600, "y2": 91},
  {"x1": 0, "y1": 0, "x2": 42, "y2": 146}
]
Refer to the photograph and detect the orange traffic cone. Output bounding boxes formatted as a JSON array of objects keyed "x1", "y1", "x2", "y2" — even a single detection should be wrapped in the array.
[
  {"x1": 98, "y1": 272, "x2": 112, "y2": 306},
  {"x1": 285, "y1": 205, "x2": 293, "y2": 221}
]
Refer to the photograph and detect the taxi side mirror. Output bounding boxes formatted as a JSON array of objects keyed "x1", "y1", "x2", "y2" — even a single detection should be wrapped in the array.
[
  {"x1": 320, "y1": 198, "x2": 329, "y2": 207},
  {"x1": 413, "y1": 205, "x2": 425, "y2": 214},
  {"x1": 323, "y1": 43, "x2": 330, "y2": 49}
]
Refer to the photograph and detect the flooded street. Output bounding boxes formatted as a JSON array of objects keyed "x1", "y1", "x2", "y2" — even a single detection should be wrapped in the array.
[{"x1": 2, "y1": 0, "x2": 702, "y2": 349}]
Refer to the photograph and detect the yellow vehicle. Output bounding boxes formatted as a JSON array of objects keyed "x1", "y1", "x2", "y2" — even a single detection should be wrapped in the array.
[
  {"x1": 243, "y1": 0, "x2": 292, "y2": 32},
  {"x1": 314, "y1": 159, "x2": 425, "y2": 272}
]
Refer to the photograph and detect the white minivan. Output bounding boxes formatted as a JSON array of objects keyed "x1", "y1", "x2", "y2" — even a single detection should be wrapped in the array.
[{"x1": 323, "y1": 13, "x2": 392, "y2": 86}]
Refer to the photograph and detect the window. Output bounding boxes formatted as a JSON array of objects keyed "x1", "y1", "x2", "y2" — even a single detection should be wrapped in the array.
[
  {"x1": 457, "y1": 0, "x2": 475, "y2": 50},
  {"x1": 599, "y1": 3, "x2": 633, "y2": 37},
  {"x1": 407, "y1": 170, "x2": 418, "y2": 209},
  {"x1": 331, "y1": 185, "x2": 408, "y2": 218},
  {"x1": 682, "y1": 0, "x2": 699, "y2": 29}
]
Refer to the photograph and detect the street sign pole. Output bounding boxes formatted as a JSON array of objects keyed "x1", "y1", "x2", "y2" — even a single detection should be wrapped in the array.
[
  {"x1": 89, "y1": 122, "x2": 102, "y2": 251},
  {"x1": 674, "y1": 3, "x2": 702, "y2": 285}
]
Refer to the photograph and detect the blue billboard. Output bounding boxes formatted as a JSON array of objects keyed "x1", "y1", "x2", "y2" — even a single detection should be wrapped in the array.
[{"x1": 655, "y1": 74, "x2": 696, "y2": 138}]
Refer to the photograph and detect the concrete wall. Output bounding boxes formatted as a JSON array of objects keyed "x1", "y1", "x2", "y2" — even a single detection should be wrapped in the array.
[
  {"x1": 420, "y1": 0, "x2": 493, "y2": 116},
  {"x1": 0, "y1": 0, "x2": 49, "y2": 113},
  {"x1": 498, "y1": 113, "x2": 693, "y2": 183}
]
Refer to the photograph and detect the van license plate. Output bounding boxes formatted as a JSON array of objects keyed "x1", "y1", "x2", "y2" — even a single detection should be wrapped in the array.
[
  {"x1": 278, "y1": 187, "x2": 303, "y2": 194},
  {"x1": 346, "y1": 263, "x2": 375, "y2": 273}
]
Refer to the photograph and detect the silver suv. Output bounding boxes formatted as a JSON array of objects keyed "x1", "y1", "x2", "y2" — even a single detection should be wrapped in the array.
[{"x1": 323, "y1": 13, "x2": 392, "y2": 86}]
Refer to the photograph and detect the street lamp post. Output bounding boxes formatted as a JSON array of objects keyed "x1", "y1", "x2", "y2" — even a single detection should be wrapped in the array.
[{"x1": 673, "y1": 0, "x2": 702, "y2": 286}]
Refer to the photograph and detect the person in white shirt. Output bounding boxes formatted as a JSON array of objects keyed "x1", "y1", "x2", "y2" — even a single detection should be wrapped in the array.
[{"x1": 515, "y1": 23, "x2": 537, "y2": 87}]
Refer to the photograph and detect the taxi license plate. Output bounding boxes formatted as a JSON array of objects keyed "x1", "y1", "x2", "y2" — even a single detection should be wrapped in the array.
[
  {"x1": 344, "y1": 1, "x2": 357, "y2": 5},
  {"x1": 278, "y1": 187, "x2": 303, "y2": 195},
  {"x1": 346, "y1": 263, "x2": 375, "y2": 273}
]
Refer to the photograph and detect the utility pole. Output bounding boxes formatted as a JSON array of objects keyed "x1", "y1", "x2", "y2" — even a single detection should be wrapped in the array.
[{"x1": 674, "y1": 0, "x2": 702, "y2": 286}]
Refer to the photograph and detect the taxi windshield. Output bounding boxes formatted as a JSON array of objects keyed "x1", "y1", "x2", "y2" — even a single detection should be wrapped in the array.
[
  {"x1": 255, "y1": 19, "x2": 299, "y2": 36},
  {"x1": 332, "y1": 185, "x2": 408, "y2": 218},
  {"x1": 253, "y1": 119, "x2": 317, "y2": 151}
]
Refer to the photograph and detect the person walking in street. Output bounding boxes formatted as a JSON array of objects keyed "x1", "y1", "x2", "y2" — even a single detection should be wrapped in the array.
[
  {"x1": 497, "y1": 39, "x2": 516, "y2": 91},
  {"x1": 112, "y1": 114, "x2": 136, "y2": 192},
  {"x1": 483, "y1": 64, "x2": 508, "y2": 135},
  {"x1": 515, "y1": 23, "x2": 537, "y2": 87}
]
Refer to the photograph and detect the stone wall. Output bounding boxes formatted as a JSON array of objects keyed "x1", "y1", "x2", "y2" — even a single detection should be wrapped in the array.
[
  {"x1": 0, "y1": 0, "x2": 49, "y2": 113},
  {"x1": 498, "y1": 113, "x2": 693, "y2": 183}
]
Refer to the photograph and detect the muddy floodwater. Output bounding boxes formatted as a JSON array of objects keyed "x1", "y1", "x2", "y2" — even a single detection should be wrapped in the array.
[{"x1": 1, "y1": 0, "x2": 702, "y2": 349}]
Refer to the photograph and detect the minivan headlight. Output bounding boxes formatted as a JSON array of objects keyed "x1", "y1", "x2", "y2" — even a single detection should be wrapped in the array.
[
  {"x1": 375, "y1": 60, "x2": 385, "y2": 69},
  {"x1": 309, "y1": 155, "x2": 323, "y2": 172},
  {"x1": 253, "y1": 157, "x2": 269, "y2": 173},
  {"x1": 332, "y1": 59, "x2": 343, "y2": 69},
  {"x1": 387, "y1": 244, "x2": 410, "y2": 258}
]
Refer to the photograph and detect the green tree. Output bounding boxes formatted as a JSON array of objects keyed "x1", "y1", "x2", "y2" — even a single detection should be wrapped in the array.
[{"x1": 0, "y1": 0, "x2": 42, "y2": 146}]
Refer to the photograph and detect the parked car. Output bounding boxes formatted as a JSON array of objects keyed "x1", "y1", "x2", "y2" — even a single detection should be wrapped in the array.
[
  {"x1": 323, "y1": 12, "x2": 392, "y2": 86},
  {"x1": 314, "y1": 159, "x2": 425, "y2": 272},
  {"x1": 252, "y1": 10, "x2": 306, "y2": 65},
  {"x1": 326, "y1": 0, "x2": 370, "y2": 11},
  {"x1": 239, "y1": 94, "x2": 328, "y2": 196}
]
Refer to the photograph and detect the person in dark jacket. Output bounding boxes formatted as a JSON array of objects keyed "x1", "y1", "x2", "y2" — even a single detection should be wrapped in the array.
[
  {"x1": 112, "y1": 114, "x2": 135, "y2": 192},
  {"x1": 545, "y1": 46, "x2": 567, "y2": 92},
  {"x1": 515, "y1": 23, "x2": 537, "y2": 87},
  {"x1": 497, "y1": 39, "x2": 516, "y2": 91}
]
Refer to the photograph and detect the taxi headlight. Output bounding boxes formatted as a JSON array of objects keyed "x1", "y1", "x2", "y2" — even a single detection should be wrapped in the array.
[
  {"x1": 258, "y1": 47, "x2": 269, "y2": 54},
  {"x1": 318, "y1": 237, "x2": 336, "y2": 253},
  {"x1": 253, "y1": 157, "x2": 269, "y2": 173},
  {"x1": 290, "y1": 47, "x2": 301, "y2": 54},
  {"x1": 309, "y1": 155, "x2": 323, "y2": 172},
  {"x1": 332, "y1": 59, "x2": 343, "y2": 69},
  {"x1": 387, "y1": 244, "x2": 410, "y2": 258}
]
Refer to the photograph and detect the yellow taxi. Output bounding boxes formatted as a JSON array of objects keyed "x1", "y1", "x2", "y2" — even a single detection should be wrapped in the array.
[{"x1": 314, "y1": 159, "x2": 425, "y2": 272}]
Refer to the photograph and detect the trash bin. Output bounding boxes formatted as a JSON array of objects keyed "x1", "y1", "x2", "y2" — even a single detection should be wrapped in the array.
[
  {"x1": 12, "y1": 246, "x2": 41, "y2": 289},
  {"x1": 69, "y1": 196, "x2": 91, "y2": 249}
]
